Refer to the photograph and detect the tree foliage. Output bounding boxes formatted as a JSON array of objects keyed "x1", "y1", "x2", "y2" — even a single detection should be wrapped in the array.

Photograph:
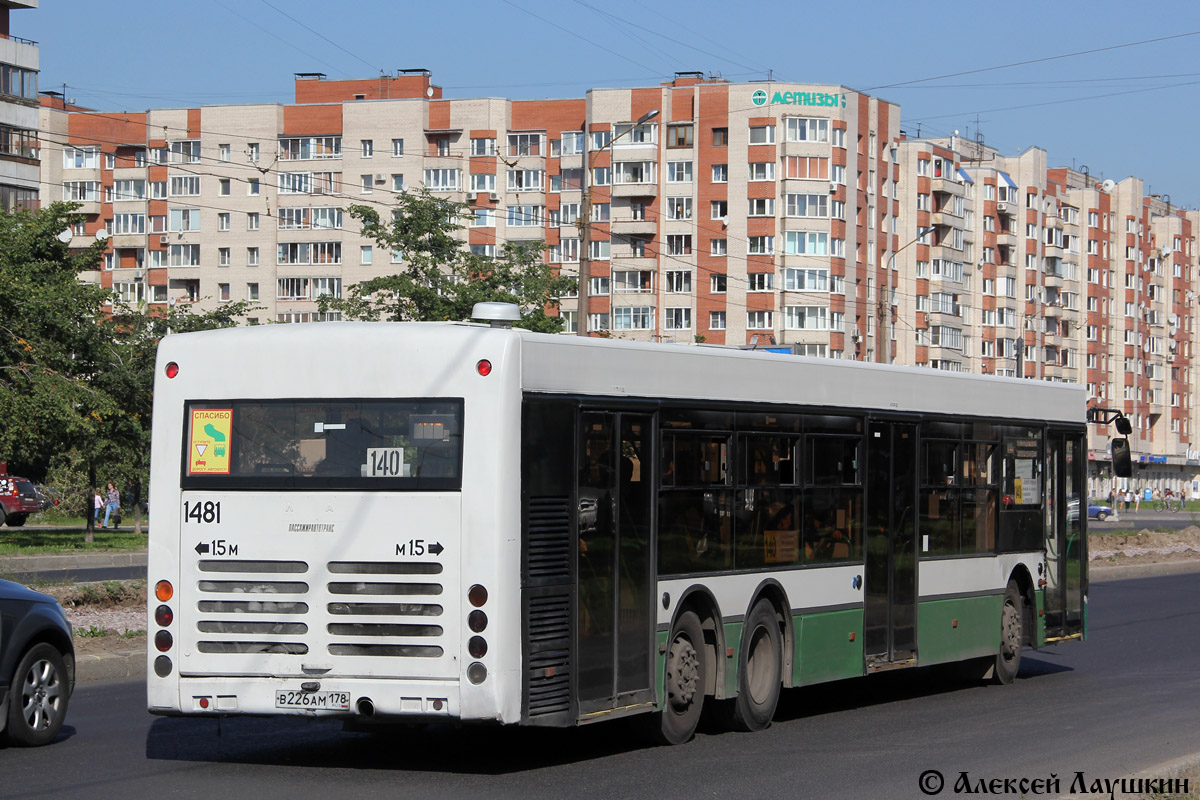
[
  {"x1": 0, "y1": 203, "x2": 257, "y2": 532},
  {"x1": 317, "y1": 187, "x2": 576, "y2": 332}
]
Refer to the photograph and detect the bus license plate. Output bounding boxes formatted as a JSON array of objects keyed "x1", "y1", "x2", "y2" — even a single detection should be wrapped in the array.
[{"x1": 275, "y1": 690, "x2": 351, "y2": 710}]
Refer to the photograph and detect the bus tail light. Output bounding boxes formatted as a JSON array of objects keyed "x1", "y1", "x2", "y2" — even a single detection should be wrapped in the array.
[
  {"x1": 155, "y1": 605, "x2": 174, "y2": 627},
  {"x1": 476, "y1": 359, "x2": 492, "y2": 377},
  {"x1": 165, "y1": 362, "x2": 179, "y2": 378},
  {"x1": 154, "y1": 656, "x2": 172, "y2": 677},
  {"x1": 468, "y1": 610, "x2": 487, "y2": 633},
  {"x1": 155, "y1": 580, "x2": 174, "y2": 602},
  {"x1": 155, "y1": 630, "x2": 173, "y2": 652},
  {"x1": 467, "y1": 662, "x2": 487, "y2": 684},
  {"x1": 468, "y1": 584, "x2": 488, "y2": 607},
  {"x1": 468, "y1": 636, "x2": 488, "y2": 658}
]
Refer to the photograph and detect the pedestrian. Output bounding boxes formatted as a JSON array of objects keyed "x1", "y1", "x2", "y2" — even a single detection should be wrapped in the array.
[
  {"x1": 103, "y1": 481, "x2": 120, "y2": 528},
  {"x1": 93, "y1": 489, "x2": 102, "y2": 524},
  {"x1": 1134, "y1": 489, "x2": 1141, "y2": 512},
  {"x1": 1107, "y1": 489, "x2": 1115, "y2": 507}
]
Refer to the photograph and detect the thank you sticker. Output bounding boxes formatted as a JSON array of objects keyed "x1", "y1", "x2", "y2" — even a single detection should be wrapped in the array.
[{"x1": 189, "y1": 409, "x2": 233, "y2": 474}]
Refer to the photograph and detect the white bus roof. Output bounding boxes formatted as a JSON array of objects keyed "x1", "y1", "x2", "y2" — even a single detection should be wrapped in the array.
[{"x1": 159, "y1": 322, "x2": 1084, "y2": 425}]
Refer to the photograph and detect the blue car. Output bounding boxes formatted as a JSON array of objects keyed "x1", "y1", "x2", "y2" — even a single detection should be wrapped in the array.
[{"x1": 1088, "y1": 503, "x2": 1113, "y2": 521}]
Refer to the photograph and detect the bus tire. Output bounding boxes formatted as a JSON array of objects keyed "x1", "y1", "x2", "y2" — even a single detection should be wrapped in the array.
[
  {"x1": 728, "y1": 599, "x2": 782, "y2": 732},
  {"x1": 994, "y1": 580, "x2": 1024, "y2": 685},
  {"x1": 657, "y1": 610, "x2": 706, "y2": 745}
]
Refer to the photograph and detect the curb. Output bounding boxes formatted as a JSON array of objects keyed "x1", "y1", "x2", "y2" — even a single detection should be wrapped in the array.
[
  {"x1": 1089, "y1": 558, "x2": 1200, "y2": 582},
  {"x1": 76, "y1": 648, "x2": 146, "y2": 684},
  {"x1": 0, "y1": 551, "x2": 148, "y2": 573}
]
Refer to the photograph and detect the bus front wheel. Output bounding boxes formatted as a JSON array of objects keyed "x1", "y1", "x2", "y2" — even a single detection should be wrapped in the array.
[
  {"x1": 727, "y1": 599, "x2": 782, "y2": 731},
  {"x1": 994, "y1": 580, "x2": 1024, "y2": 685},
  {"x1": 657, "y1": 610, "x2": 706, "y2": 745}
]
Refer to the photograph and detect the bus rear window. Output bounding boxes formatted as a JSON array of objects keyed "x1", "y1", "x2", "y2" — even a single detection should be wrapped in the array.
[{"x1": 182, "y1": 399, "x2": 464, "y2": 490}]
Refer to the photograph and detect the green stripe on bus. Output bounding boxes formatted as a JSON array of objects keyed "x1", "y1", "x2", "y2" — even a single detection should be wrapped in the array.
[
  {"x1": 723, "y1": 620, "x2": 743, "y2": 698},
  {"x1": 1035, "y1": 589, "x2": 1046, "y2": 648},
  {"x1": 793, "y1": 608, "x2": 864, "y2": 686},
  {"x1": 916, "y1": 595, "x2": 1001, "y2": 666}
]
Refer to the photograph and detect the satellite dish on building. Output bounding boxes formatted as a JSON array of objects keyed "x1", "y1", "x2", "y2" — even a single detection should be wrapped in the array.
[
  {"x1": 1101, "y1": 179, "x2": 1116, "y2": 192},
  {"x1": 56, "y1": 229, "x2": 72, "y2": 243},
  {"x1": 95, "y1": 229, "x2": 110, "y2": 242}
]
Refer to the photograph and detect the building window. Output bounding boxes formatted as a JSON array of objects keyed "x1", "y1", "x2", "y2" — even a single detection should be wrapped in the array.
[
  {"x1": 710, "y1": 274, "x2": 727, "y2": 293},
  {"x1": 666, "y1": 270, "x2": 692, "y2": 293},
  {"x1": 667, "y1": 124, "x2": 694, "y2": 148},
  {"x1": 748, "y1": 236, "x2": 774, "y2": 255},
  {"x1": 748, "y1": 125, "x2": 775, "y2": 144},
  {"x1": 712, "y1": 164, "x2": 728, "y2": 183},
  {"x1": 508, "y1": 133, "x2": 543, "y2": 157},
  {"x1": 712, "y1": 127, "x2": 728, "y2": 147},
  {"x1": 246, "y1": 283, "x2": 259, "y2": 300},
  {"x1": 247, "y1": 247, "x2": 259, "y2": 266},
  {"x1": 218, "y1": 248, "x2": 230, "y2": 267},
  {"x1": 667, "y1": 161, "x2": 693, "y2": 183},
  {"x1": 218, "y1": 213, "x2": 230, "y2": 231},
  {"x1": 711, "y1": 238, "x2": 727, "y2": 256},
  {"x1": 471, "y1": 137, "x2": 497, "y2": 156},
  {"x1": 614, "y1": 306, "x2": 654, "y2": 330},
  {"x1": 785, "y1": 193, "x2": 828, "y2": 217},
  {"x1": 506, "y1": 169, "x2": 543, "y2": 191},
  {"x1": 248, "y1": 178, "x2": 260, "y2": 196},
  {"x1": 423, "y1": 168, "x2": 460, "y2": 191},
  {"x1": 392, "y1": 138, "x2": 404, "y2": 157},
  {"x1": 747, "y1": 311, "x2": 773, "y2": 329},
  {"x1": 785, "y1": 117, "x2": 829, "y2": 143},
  {"x1": 361, "y1": 174, "x2": 374, "y2": 194},
  {"x1": 666, "y1": 197, "x2": 693, "y2": 220},
  {"x1": 361, "y1": 139, "x2": 373, "y2": 158},
  {"x1": 747, "y1": 197, "x2": 774, "y2": 217},
  {"x1": 247, "y1": 212, "x2": 259, "y2": 230},
  {"x1": 589, "y1": 313, "x2": 611, "y2": 332},
  {"x1": 710, "y1": 310, "x2": 727, "y2": 330},
  {"x1": 748, "y1": 272, "x2": 774, "y2": 291},
  {"x1": 665, "y1": 308, "x2": 692, "y2": 330},
  {"x1": 666, "y1": 234, "x2": 692, "y2": 255},
  {"x1": 711, "y1": 200, "x2": 728, "y2": 220},
  {"x1": 748, "y1": 162, "x2": 775, "y2": 181}
]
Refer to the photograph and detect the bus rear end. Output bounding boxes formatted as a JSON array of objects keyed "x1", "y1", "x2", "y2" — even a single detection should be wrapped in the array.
[{"x1": 147, "y1": 323, "x2": 522, "y2": 726}]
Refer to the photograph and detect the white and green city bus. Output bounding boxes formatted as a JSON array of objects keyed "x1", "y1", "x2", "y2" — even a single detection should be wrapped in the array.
[{"x1": 147, "y1": 305, "x2": 1095, "y2": 744}]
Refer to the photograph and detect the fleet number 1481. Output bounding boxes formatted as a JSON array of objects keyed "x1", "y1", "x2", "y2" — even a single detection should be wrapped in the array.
[{"x1": 184, "y1": 501, "x2": 222, "y2": 524}]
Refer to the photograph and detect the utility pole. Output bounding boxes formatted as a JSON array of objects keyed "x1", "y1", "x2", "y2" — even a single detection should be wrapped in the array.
[{"x1": 576, "y1": 108, "x2": 659, "y2": 335}]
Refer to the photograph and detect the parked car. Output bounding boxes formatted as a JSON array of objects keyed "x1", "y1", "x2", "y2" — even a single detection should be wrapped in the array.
[
  {"x1": 0, "y1": 476, "x2": 42, "y2": 527},
  {"x1": 1088, "y1": 502, "x2": 1113, "y2": 521},
  {"x1": 0, "y1": 579, "x2": 75, "y2": 746}
]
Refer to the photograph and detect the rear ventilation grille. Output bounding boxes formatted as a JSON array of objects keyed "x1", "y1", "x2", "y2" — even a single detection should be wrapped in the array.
[
  {"x1": 526, "y1": 496, "x2": 572, "y2": 580},
  {"x1": 525, "y1": 593, "x2": 571, "y2": 717}
]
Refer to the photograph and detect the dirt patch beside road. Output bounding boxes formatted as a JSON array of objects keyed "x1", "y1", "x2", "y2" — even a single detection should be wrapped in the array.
[{"x1": 1090, "y1": 526, "x2": 1200, "y2": 567}]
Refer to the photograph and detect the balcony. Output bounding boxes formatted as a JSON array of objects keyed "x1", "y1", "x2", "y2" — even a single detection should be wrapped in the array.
[
  {"x1": 930, "y1": 175, "x2": 965, "y2": 197},
  {"x1": 610, "y1": 215, "x2": 657, "y2": 236},
  {"x1": 610, "y1": 181, "x2": 658, "y2": 198}
]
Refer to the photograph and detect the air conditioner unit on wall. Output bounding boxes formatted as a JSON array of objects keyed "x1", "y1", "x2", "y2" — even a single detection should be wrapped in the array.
[
  {"x1": 466, "y1": 191, "x2": 476, "y2": 200},
  {"x1": 997, "y1": 202, "x2": 1007, "y2": 213},
  {"x1": 489, "y1": 191, "x2": 499, "y2": 201},
  {"x1": 159, "y1": 235, "x2": 169, "y2": 244},
  {"x1": 375, "y1": 174, "x2": 386, "y2": 184}
]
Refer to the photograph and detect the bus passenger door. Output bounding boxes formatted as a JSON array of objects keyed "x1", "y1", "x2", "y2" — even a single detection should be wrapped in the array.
[
  {"x1": 864, "y1": 420, "x2": 918, "y2": 669},
  {"x1": 576, "y1": 411, "x2": 655, "y2": 717},
  {"x1": 1045, "y1": 430, "x2": 1085, "y2": 641}
]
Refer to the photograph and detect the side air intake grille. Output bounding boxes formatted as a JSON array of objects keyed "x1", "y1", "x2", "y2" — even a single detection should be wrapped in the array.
[
  {"x1": 525, "y1": 593, "x2": 571, "y2": 717},
  {"x1": 525, "y1": 496, "x2": 571, "y2": 580}
]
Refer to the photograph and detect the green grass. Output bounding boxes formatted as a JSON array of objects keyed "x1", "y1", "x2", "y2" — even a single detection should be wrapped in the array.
[
  {"x1": 75, "y1": 625, "x2": 108, "y2": 638},
  {"x1": 0, "y1": 526, "x2": 146, "y2": 555}
]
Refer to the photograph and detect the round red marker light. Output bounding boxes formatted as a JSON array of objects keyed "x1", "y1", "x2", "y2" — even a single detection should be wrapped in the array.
[
  {"x1": 476, "y1": 359, "x2": 492, "y2": 376},
  {"x1": 199, "y1": 697, "x2": 210, "y2": 709},
  {"x1": 165, "y1": 362, "x2": 179, "y2": 379}
]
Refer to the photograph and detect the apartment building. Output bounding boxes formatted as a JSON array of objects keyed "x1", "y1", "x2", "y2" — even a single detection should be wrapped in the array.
[
  {"x1": 32, "y1": 67, "x2": 1200, "y2": 494},
  {"x1": 894, "y1": 137, "x2": 1199, "y2": 495},
  {"x1": 38, "y1": 71, "x2": 898, "y2": 352},
  {"x1": 0, "y1": 0, "x2": 38, "y2": 210}
]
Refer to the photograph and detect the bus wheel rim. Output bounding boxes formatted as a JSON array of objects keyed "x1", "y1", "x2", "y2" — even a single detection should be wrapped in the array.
[{"x1": 666, "y1": 636, "x2": 700, "y2": 712}]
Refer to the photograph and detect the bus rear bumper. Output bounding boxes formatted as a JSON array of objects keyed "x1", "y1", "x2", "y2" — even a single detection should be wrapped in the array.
[{"x1": 150, "y1": 676, "x2": 463, "y2": 720}]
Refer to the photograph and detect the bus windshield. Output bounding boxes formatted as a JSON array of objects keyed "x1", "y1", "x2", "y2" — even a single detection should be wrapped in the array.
[{"x1": 181, "y1": 398, "x2": 464, "y2": 490}]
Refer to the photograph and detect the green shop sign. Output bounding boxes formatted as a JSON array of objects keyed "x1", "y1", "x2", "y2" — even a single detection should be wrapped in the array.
[{"x1": 751, "y1": 89, "x2": 846, "y2": 108}]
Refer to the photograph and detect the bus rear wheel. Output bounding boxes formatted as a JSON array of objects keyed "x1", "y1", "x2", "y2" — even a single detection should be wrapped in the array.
[
  {"x1": 994, "y1": 580, "x2": 1024, "y2": 685},
  {"x1": 656, "y1": 610, "x2": 706, "y2": 745},
  {"x1": 727, "y1": 599, "x2": 782, "y2": 731}
]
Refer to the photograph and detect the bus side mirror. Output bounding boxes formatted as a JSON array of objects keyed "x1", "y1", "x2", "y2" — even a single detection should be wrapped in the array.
[
  {"x1": 1111, "y1": 438, "x2": 1132, "y2": 478},
  {"x1": 1115, "y1": 417, "x2": 1133, "y2": 436}
]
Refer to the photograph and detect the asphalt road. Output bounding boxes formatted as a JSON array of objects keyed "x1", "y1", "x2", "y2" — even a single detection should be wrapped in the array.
[{"x1": 4, "y1": 573, "x2": 1200, "y2": 800}]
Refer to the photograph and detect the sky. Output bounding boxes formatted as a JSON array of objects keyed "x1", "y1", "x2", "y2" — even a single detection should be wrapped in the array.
[{"x1": 21, "y1": 0, "x2": 1200, "y2": 206}]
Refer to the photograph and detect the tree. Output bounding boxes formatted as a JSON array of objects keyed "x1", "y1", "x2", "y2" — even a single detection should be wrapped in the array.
[
  {"x1": 317, "y1": 188, "x2": 576, "y2": 331},
  {"x1": 0, "y1": 202, "x2": 259, "y2": 539}
]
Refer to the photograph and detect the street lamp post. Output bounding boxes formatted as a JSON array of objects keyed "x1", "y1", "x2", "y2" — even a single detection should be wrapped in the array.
[
  {"x1": 576, "y1": 108, "x2": 659, "y2": 335},
  {"x1": 881, "y1": 224, "x2": 936, "y2": 362}
]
